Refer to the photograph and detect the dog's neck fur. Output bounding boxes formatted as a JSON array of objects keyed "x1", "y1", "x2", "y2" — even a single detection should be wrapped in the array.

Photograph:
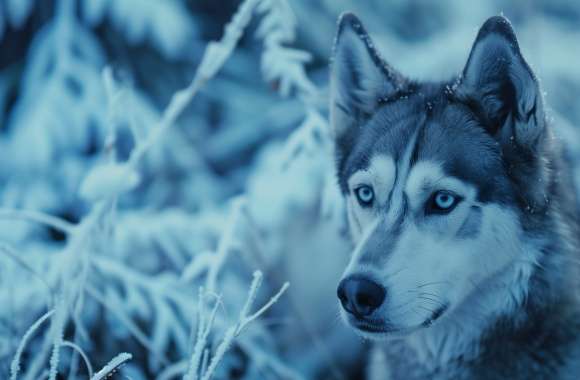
[
  {"x1": 378, "y1": 262, "x2": 580, "y2": 379},
  {"x1": 378, "y1": 293, "x2": 580, "y2": 379},
  {"x1": 404, "y1": 247, "x2": 540, "y2": 367}
]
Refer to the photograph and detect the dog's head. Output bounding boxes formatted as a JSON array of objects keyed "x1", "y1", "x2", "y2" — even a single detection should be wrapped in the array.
[{"x1": 331, "y1": 14, "x2": 550, "y2": 339}]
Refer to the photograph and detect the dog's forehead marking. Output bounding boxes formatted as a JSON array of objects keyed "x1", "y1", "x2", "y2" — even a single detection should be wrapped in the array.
[{"x1": 383, "y1": 128, "x2": 420, "y2": 224}]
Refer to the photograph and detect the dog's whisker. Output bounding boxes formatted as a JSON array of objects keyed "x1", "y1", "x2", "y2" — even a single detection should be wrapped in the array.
[
  {"x1": 416, "y1": 280, "x2": 452, "y2": 289},
  {"x1": 417, "y1": 296, "x2": 446, "y2": 308}
]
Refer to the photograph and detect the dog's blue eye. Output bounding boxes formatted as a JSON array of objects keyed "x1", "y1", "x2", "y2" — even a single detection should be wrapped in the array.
[
  {"x1": 355, "y1": 185, "x2": 374, "y2": 206},
  {"x1": 427, "y1": 191, "x2": 461, "y2": 214}
]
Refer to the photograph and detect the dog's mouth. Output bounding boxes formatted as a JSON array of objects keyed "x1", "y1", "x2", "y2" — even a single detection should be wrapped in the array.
[
  {"x1": 349, "y1": 304, "x2": 449, "y2": 337},
  {"x1": 352, "y1": 319, "x2": 392, "y2": 333}
]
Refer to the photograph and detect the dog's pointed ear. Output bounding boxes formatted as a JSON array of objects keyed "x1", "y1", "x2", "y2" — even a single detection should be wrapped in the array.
[
  {"x1": 457, "y1": 16, "x2": 545, "y2": 150},
  {"x1": 330, "y1": 13, "x2": 404, "y2": 159}
]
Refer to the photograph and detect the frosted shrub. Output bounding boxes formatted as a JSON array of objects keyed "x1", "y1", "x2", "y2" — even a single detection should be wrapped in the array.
[{"x1": 2, "y1": 0, "x2": 303, "y2": 378}]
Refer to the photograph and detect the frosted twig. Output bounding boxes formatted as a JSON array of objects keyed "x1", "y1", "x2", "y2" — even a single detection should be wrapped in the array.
[
  {"x1": 10, "y1": 309, "x2": 55, "y2": 380},
  {"x1": 0, "y1": 243, "x2": 55, "y2": 308},
  {"x1": 90, "y1": 352, "x2": 132, "y2": 380},
  {"x1": 101, "y1": 67, "x2": 124, "y2": 158},
  {"x1": 238, "y1": 271, "x2": 264, "y2": 322},
  {"x1": 84, "y1": 0, "x2": 264, "y2": 201},
  {"x1": 181, "y1": 251, "x2": 214, "y2": 282},
  {"x1": 48, "y1": 298, "x2": 66, "y2": 380},
  {"x1": 237, "y1": 275, "x2": 289, "y2": 333},
  {"x1": 181, "y1": 272, "x2": 289, "y2": 380},
  {"x1": 183, "y1": 290, "x2": 221, "y2": 380},
  {"x1": 127, "y1": 0, "x2": 261, "y2": 170},
  {"x1": 199, "y1": 327, "x2": 236, "y2": 380},
  {"x1": 199, "y1": 272, "x2": 289, "y2": 380},
  {"x1": 200, "y1": 349, "x2": 210, "y2": 378},
  {"x1": 256, "y1": 0, "x2": 317, "y2": 98},
  {"x1": 0, "y1": 208, "x2": 74, "y2": 234},
  {"x1": 61, "y1": 340, "x2": 94, "y2": 379},
  {"x1": 44, "y1": 205, "x2": 106, "y2": 380}
]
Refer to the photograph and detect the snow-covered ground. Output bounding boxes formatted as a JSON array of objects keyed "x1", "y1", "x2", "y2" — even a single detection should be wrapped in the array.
[{"x1": 0, "y1": 0, "x2": 579, "y2": 379}]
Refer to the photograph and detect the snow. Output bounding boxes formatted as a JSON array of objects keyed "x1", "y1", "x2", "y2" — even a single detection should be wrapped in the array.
[
  {"x1": 0, "y1": 0, "x2": 579, "y2": 379},
  {"x1": 79, "y1": 163, "x2": 141, "y2": 201}
]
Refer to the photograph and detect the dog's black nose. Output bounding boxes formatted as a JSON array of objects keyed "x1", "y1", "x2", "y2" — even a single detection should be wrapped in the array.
[{"x1": 337, "y1": 276, "x2": 385, "y2": 318}]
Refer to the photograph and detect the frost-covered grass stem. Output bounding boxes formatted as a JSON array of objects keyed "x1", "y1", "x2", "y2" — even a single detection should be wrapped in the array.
[
  {"x1": 90, "y1": 353, "x2": 132, "y2": 380},
  {"x1": 185, "y1": 271, "x2": 289, "y2": 380},
  {"x1": 10, "y1": 309, "x2": 55, "y2": 380}
]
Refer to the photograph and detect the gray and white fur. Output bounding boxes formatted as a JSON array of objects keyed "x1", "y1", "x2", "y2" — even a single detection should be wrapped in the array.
[{"x1": 331, "y1": 12, "x2": 580, "y2": 380}]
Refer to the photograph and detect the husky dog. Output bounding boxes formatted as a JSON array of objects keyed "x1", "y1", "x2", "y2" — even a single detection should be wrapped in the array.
[{"x1": 331, "y1": 13, "x2": 580, "y2": 379}]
